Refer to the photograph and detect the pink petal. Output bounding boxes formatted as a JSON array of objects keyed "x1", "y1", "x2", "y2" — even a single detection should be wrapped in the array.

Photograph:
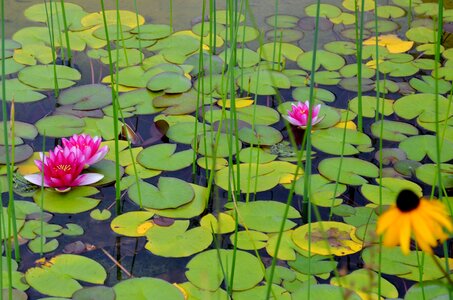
[
  {"x1": 23, "y1": 174, "x2": 48, "y2": 187},
  {"x1": 284, "y1": 115, "x2": 304, "y2": 127},
  {"x1": 73, "y1": 173, "x2": 104, "y2": 186}
]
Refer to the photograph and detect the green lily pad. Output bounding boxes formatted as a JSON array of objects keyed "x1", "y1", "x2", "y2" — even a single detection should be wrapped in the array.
[
  {"x1": 297, "y1": 50, "x2": 346, "y2": 71},
  {"x1": 137, "y1": 143, "x2": 194, "y2": 171},
  {"x1": 399, "y1": 135, "x2": 453, "y2": 163},
  {"x1": 292, "y1": 87, "x2": 335, "y2": 103},
  {"x1": 265, "y1": 15, "x2": 299, "y2": 28},
  {"x1": 193, "y1": 132, "x2": 241, "y2": 157},
  {"x1": 178, "y1": 282, "x2": 229, "y2": 300},
  {"x1": 311, "y1": 128, "x2": 372, "y2": 155},
  {"x1": 219, "y1": 25, "x2": 259, "y2": 43},
  {"x1": 265, "y1": 28, "x2": 303, "y2": 42},
  {"x1": 239, "y1": 147, "x2": 277, "y2": 164},
  {"x1": 147, "y1": 72, "x2": 192, "y2": 94},
  {"x1": 361, "y1": 178, "x2": 423, "y2": 205},
  {"x1": 0, "y1": 144, "x2": 33, "y2": 164},
  {"x1": 113, "y1": 278, "x2": 184, "y2": 300},
  {"x1": 416, "y1": 163, "x2": 453, "y2": 188},
  {"x1": 405, "y1": 280, "x2": 452, "y2": 300},
  {"x1": 288, "y1": 254, "x2": 338, "y2": 276},
  {"x1": 60, "y1": 223, "x2": 84, "y2": 236},
  {"x1": 238, "y1": 125, "x2": 283, "y2": 146},
  {"x1": 370, "y1": 120, "x2": 419, "y2": 142},
  {"x1": 406, "y1": 26, "x2": 436, "y2": 43},
  {"x1": 409, "y1": 75, "x2": 451, "y2": 94},
  {"x1": 90, "y1": 209, "x2": 111, "y2": 221},
  {"x1": 305, "y1": 3, "x2": 342, "y2": 18},
  {"x1": 394, "y1": 93, "x2": 452, "y2": 122},
  {"x1": 266, "y1": 230, "x2": 308, "y2": 260},
  {"x1": 25, "y1": 254, "x2": 106, "y2": 297},
  {"x1": 58, "y1": 84, "x2": 112, "y2": 110},
  {"x1": 153, "y1": 90, "x2": 200, "y2": 115},
  {"x1": 331, "y1": 269, "x2": 398, "y2": 299},
  {"x1": 110, "y1": 211, "x2": 154, "y2": 237},
  {"x1": 148, "y1": 34, "x2": 200, "y2": 64},
  {"x1": 394, "y1": 159, "x2": 422, "y2": 176},
  {"x1": 258, "y1": 42, "x2": 304, "y2": 63},
  {"x1": 318, "y1": 157, "x2": 379, "y2": 185},
  {"x1": 293, "y1": 174, "x2": 346, "y2": 207},
  {"x1": 237, "y1": 69, "x2": 290, "y2": 95},
  {"x1": 128, "y1": 177, "x2": 194, "y2": 209},
  {"x1": 230, "y1": 230, "x2": 269, "y2": 250},
  {"x1": 131, "y1": 24, "x2": 172, "y2": 40},
  {"x1": 166, "y1": 121, "x2": 209, "y2": 144},
  {"x1": 0, "y1": 79, "x2": 46, "y2": 103},
  {"x1": 28, "y1": 237, "x2": 59, "y2": 254},
  {"x1": 72, "y1": 286, "x2": 115, "y2": 300},
  {"x1": 348, "y1": 96, "x2": 394, "y2": 118},
  {"x1": 33, "y1": 187, "x2": 100, "y2": 214},
  {"x1": 233, "y1": 285, "x2": 291, "y2": 300},
  {"x1": 18, "y1": 65, "x2": 81, "y2": 90},
  {"x1": 200, "y1": 213, "x2": 235, "y2": 234},
  {"x1": 219, "y1": 47, "x2": 260, "y2": 68},
  {"x1": 292, "y1": 284, "x2": 361, "y2": 300},
  {"x1": 145, "y1": 220, "x2": 212, "y2": 257},
  {"x1": 146, "y1": 184, "x2": 208, "y2": 219},
  {"x1": 36, "y1": 115, "x2": 85, "y2": 138},
  {"x1": 0, "y1": 121, "x2": 38, "y2": 146},
  {"x1": 292, "y1": 221, "x2": 363, "y2": 256},
  {"x1": 226, "y1": 200, "x2": 301, "y2": 233},
  {"x1": 324, "y1": 41, "x2": 356, "y2": 55},
  {"x1": 185, "y1": 249, "x2": 263, "y2": 291},
  {"x1": 362, "y1": 246, "x2": 453, "y2": 281}
]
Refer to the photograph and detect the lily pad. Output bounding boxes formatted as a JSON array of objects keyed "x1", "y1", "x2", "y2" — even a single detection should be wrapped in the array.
[
  {"x1": 318, "y1": 157, "x2": 379, "y2": 185},
  {"x1": 110, "y1": 211, "x2": 154, "y2": 237},
  {"x1": 137, "y1": 143, "x2": 194, "y2": 171},
  {"x1": 36, "y1": 115, "x2": 85, "y2": 138},
  {"x1": 25, "y1": 254, "x2": 106, "y2": 297},
  {"x1": 230, "y1": 230, "x2": 269, "y2": 250},
  {"x1": 394, "y1": 93, "x2": 452, "y2": 122},
  {"x1": 0, "y1": 79, "x2": 46, "y2": 103},
  {"x1": 18, "y1": 65, "x2": 81, "y2": 90},
  {"x1": 237, "y1": 69, "x2": 290, "y2": 95},
  {"x1": 185, "y1": 249, "x2": 263, "y2": 291},
  {"x1": 153, "y1": 90, "x2": 200, "y2": 115},
  {"x1": 292, "y1": 284, "x2": 361, "y2": 300},
  {"x1": 33, "y1": 187, "x2": 100, "y2": 214},
  {"x1": 292, "y1": 87, "x2": 335, "y2": 103},
  {"x1": 145, "y1": 220, "x2": 212, "y2": 257},
  {"x1": 361, "y1": 178, "x2": 423, "y2": 205},
  {"x1": 113, "y1": 278, "x2": 184, "y2": 300},
  {"x1": 297, "y1": 50, "x2": 346, "y2": 71},
  {"x1": 226, "y1": 200, "x2": 301, "y2": 233},
  {"x1": 348, "y1": 96, "x2": 394, "y2": 118},
  {"x1": 292, "y1": 221, "x2": 363, "y2": 256},
  {"x1": 416, "y1": 163, "x2": 453, "y2": 188},
  {"x1": 147, "y1": 72, "x2": 192, "y2": 94},
  {"x1": 399, "y1": 135, "x2": 453, "y2": 163},
  {"x1": 312, "y1": 128, "x2": 372, "y2": 155},
  {"x1": 128, "y1": 177, "x2": 194, "y2": 209},
  {"x1": 0, "y1": 144, "x2": 33, "y2": 164},
  {"x1": 238, "y1": 125, "x2": 283, "y2": 146},
  {"x1": 370, "y1": 120, "x2": 418, "y2": 142},
  {"x1": 293, "y1": 174, "x2": 346, "y2": 207},
  {"x1": 58, "y1": 84, "x2": 112, "y2": 110}
]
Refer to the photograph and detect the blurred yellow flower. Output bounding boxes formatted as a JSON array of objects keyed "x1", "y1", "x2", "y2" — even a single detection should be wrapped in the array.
[
  {"x1": 363, "y1": 34, "x2": 414, "y2": 53},
  {"x1": 376, "y1": 189, "x2": 452, "y2": 255}
]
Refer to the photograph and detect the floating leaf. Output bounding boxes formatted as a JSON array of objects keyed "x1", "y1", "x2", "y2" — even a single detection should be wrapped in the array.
[
  {"x1": 147, "y1": 72, "x2": 192, "y2": 94},
  {"x1": 409, "y1": 75, "x2": 451, "y2": 94},
  {"x1": 362, "y1": 246, "x2": 453, "y2": 281},
  {"x1": 293, "y1": 174, "x2": 346, "y2": 207},
  {"x1": 128, "y1": 177, "x2": 194, "y2": 209},
  {"x1": 292, "y1": 221, "x2": 363, "y2": 256},
  {"x1": 113, "y1": 278, "x2": 184, "y2": 300},
  {"x1": 33, "y1": 187, "x2": 100, "y2": 214},
  {"x1": 90, "y1": 209, "x2": 111, "y2": 221},
  {"x1": 145, "y1": 220, "x2": 212, "y2": 257},
  {"x1": 25, "y1": 254, "x2": 106, "y2": 297},
  {"x1": 238, "y1": 125, "x2": 283, "y2": 146},
  {"x1": 186, "y1": 249, "x2": 263, "y2": 291},
  {"x1": 137, "y1": 143, "x2": 194, "y2": 171},
  {"x1": 399, "y1": 135, "x2": 453, "y2": 163},
  {"x1": 226, "y1": 200, "x2": 301, "y2": 233},
  {"x1": 394, "y1": 93, "x2": 452, "y2": 122},
  {"x1": 361, "y1": 178, "x2": 422, "y2": 205},
  {"x1": 318, "y1": 157, "x2": 379, "y2": 185},
  {"x1": 230, "y1": 230, "x2": 268, "y2": 250},
  {"x1": 292, "y1": 284, "x2": 361, "y2": 300},
  {"x1": 237, "y1": 69, "x2": 290, "y2": 95},
  {"x1": 200, "y1": 213, "x2": 235, "y2": 234},
  {"x1": 153, "y1": 90, "x2": 200, "y2": 115},
  {"x1": 370, "y1": 120, "x2": 418, "y2": 142},
  {"x1": 305, "y1": 3, "x2": 342, "y2": 18},
  {"x1": 18, "y1": 65, "x2": 81, "y2": 90},
  {"x1": 258, "y1": 42, "x2": 304, "y2": 63},
  {"x1": 36, "y1": 115, "x2": 85, "y2": 138},
  {"x1": 312, "y1": 128, "x2": 372, "y2": 155},
  {"x1": 416, "y1": 163, "x2": 453, "y2": 188},
  {"x1": 348, "y1": 96, "x2": 394, "y2": 118},
  {"x1": 297, "y1": 50, "x2": 346, "y2": 71},
  {"x1": 265, "y1": 15, "x2": 299, "y2": 28},
  {"x1": 0, "y1": 145, "x2": 33, "y2": 164},
  {"x1": 110, "y1": 211, "x2": 154, "y2": 237},
  {"x1": 0, "y1": 79, "x2": 46, "y2": 103}
]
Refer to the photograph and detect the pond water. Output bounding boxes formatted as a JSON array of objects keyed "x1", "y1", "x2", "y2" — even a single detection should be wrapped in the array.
[{"x1": 1, "y1": 0, "x2": 453, "y2": 299}]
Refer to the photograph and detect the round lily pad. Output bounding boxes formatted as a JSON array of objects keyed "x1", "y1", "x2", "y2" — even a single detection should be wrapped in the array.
[
  {"x1": 33, "y1": 187, "x2": 101, "y2": 214},
  {"x1": 111, "y1": 211, "x2": 154, "y2": 237},
  {"x1": 230, "y1": 230, "x2": 269, "y2": 250},
  {"x1": 25, "y1": 254, "x2": 106, "y2": 297},
  {"x1": 361, "y1": 178, "x2": 423, "y2": 205},
  {"x1": 137, "y1": 143, "x2": 194, "y2": 171},
  {"x1": 58, "y1": 84, "x2": 112, "y2": 110},
  {"x1": 238, "y1": 125, "x2": 283, "y2": 146},
  {"x1": 394, "y1": 93, "x2": 451, "y2": 122},
  {"x1": 128, "y1": 177, "x2": 194, "y2": 209},
  {"x1": 0, "y1": 145, "x2": 33, "y2": 164},
  {"x1": 35, "y1": 115, "x2": 85, "y2": 138},
  {"x1": 193, "y1": 132, "x2": 242, "y2": 157},
  {"x1": 293, "y1": 174, "x2": 346, "y2": 207},
  {"x1": 312, "y1": 128, "x2": 372, "y2": 155},
  {"x1": 318, "y1": 157, "x2": 379, "y2": 185},
  {"x1": 18, "y1": 65, "x2": 81, "y2": 90},
  {"x1": 186, "y1": 249, "x2": 263, "y2": 291},
  {"x1": 370, "y1": 120, "x2": 418, "y2": 142},
  {"x1": 237, "y1": 69, "x2": 291, "y2": 95},
  {"x1": 416, "y1": 163, "x2": 453, "y2": 188},
  {"x1": 145, "y1": 220, "x2": 212, "y2": 257},
  {"x1": 114, "y1": 278, "x2": 184, "y2": 300},
  {"x1": 292, "y1": 221, "x2": 363, "y2": 256},
  {"x1": 0, "y1": 79, "x2": 46, "y2": 103},
  {"x1": 152, "y1": 90, "x2": 199, "y2": 115},
  {"x1": 147, "y1": 72, "x2": 192, "y2": 94},
  {"x1": 292, "y1": 87, "x2": 336, "y2": 103},
  {"x1": 292, "y1": 284, "x2": 361, "y2": 300},
  {"x1": 399, "y1": 135, "x2": 453, "y2": 163},
  {"x1": 297, "y1": 50, "x2": 346, "y2": 71},
  {"x1": 265, "y1": 14, "x2": 299, "y2": 28}
]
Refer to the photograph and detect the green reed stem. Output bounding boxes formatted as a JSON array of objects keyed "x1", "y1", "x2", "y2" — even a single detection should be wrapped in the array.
[
  {"x1": 100, "y1": 0, "x2": 121, "y2": 215},
  {"x1": 374, "y1": 1, "x2": 380, "y2": 122},
  {"x1": 354, "y1": 0, "x2": 365, "y2": 132},
  {"x1": 39, "y1": 132, "x2": 46, "y2": 256},
  {"x1": 59, "y1": 0, "x2": 72, "y2": 63},
  {"x1": 169, "y1": 0, "x2": 173, "y2": 30},
  {"x1": 43, "y1": 0, "x2": 59, "y2": 97},
  {"x1": 133, "y1": 0, "x2": 143, "y2": 65},
  {"x1": 271, "y1": 0, "x2": 278, "y2": 70},
  {"x1": 415, "y1": 245, "x2": 426, "y2": 300}
]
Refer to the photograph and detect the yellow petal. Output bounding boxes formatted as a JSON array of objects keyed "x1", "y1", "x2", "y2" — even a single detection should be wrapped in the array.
[
  {"x1": 376, "y1": 206, "x2": 400, "y2": 234},
  {"x1": 399, "y1": 215, "x2": 412, "y2": 255},
  {"x1": 217, "y1": 97, "x2": 254, "y2": 108},
  {"x1": 411, "y1": 213, "x2": 437, "y2": 247}
]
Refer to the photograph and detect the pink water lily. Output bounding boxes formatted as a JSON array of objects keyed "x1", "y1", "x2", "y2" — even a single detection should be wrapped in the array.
[
  {"x1": 24, "y1": 146, "x2": 104, "y2": 193},
  {"x1": 62, "y1": 134, "x2": 108, "y2": 167},
  {"x1": 284, "y1": 101, "x2": 322, "y2": 128}
]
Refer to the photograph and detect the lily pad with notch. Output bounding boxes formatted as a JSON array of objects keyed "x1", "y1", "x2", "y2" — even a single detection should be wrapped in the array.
[
  {"x1": 312, "y1": 127, "x2": 372, "y2": 156},
  {"x1": 399, "y1": 135, "x2": 453, "y2": 163},
  {"x1": 18, "y1": 65, "x2": 81, "y2": 90},
  {"x1": 370, "y1": 120, "x2": 418, "y2": 142},
  {"x1": 113, "y1": 278, "x2": 184, "y2": 300},
  {"x1": 361, "y1": 178, "x2": 423, "y2": 206},
  {"x1": 297, "y1": 50, "x2": 346, "y2": 71},
  {"x1": 318, "y1": 157, "x2": 379, "y2": 185},
  {"x1": 58, "y1": 84, "x2": 112, "y2": 110},
  {"x1": 33, "y1": 187, "x2": 101, "y2": 214}
]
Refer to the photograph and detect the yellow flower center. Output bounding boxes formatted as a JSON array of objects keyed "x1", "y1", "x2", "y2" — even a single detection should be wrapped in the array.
[{"x1": 54, "y1": 164, "x2": 71, "y2": 172}]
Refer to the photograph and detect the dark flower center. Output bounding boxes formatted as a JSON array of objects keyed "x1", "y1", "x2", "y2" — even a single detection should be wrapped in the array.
[{"x1": 396, "y1": 189, "x2": 420, "y2": 212}]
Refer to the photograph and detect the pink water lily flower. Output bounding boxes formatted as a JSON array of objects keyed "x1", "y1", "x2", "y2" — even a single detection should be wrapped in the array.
[
  {"x1": 284, "y1": 101, "x2": 323, "y2": 128},
  {"x1": 24, "y1": 146, "x2": 104, "y2": 193},
  {"x1": 62, "y1": 134, "x2": 108, "y2": 167}
]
